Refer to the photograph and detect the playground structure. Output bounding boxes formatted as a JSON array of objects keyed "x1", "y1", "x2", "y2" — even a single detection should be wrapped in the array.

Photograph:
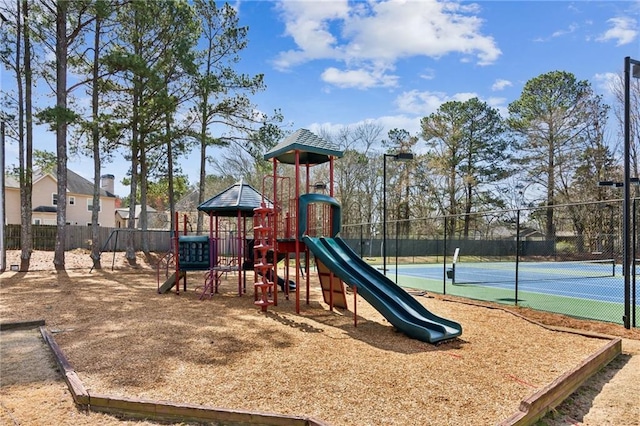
[
  {"x1": 157, "y1": 180, "x2": 270, "y2": 299},
  {"x1": 159, "y1": 128, "x2": 462, "y2": 343}
]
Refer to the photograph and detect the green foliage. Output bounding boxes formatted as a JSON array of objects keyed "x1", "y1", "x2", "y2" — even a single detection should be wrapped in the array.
[
  {"x1": 507, "y1": 71, "x2": 605, "y2": 237},
  {"x1": 420, "y1": 97, "x2": 512, "y2": 220},
  {"x1": 147, "y1": 175, "x2": 190, "y2": 210},
  {"x1": 188, "y1": 0, "x2": 281, "y2": 185},
  {"x1": 33, "y1": 150, "x2": 57, "y2": 174},
  {"x1": 35, "y1": 106, "x2": 80, "y2": 130}
]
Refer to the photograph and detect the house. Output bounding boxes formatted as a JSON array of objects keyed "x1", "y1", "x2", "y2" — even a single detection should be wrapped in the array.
[
  {"x1": 4, "y1": 170, "x2": 117, "y2": 227},
  {"x1": 115, "y1": 204, "x2": 169, "y2": 229}
]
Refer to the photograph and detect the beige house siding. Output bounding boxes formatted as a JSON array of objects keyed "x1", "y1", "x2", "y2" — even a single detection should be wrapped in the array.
[
  {"x1": 66, "y1": 195, "x2": 116, "y2": 227},
  {"x1": 31, "y1": 175, "x2": 58, "y2": 225},
  {"x1": 4, "y1": 171, "x2": 116, "y2": 227},
  {"x1": 5, "y1": 187, "x2": 21, "y2": 224},
  {"x1": 115, "y1": 211, "x2": 127, "y2": 228}
]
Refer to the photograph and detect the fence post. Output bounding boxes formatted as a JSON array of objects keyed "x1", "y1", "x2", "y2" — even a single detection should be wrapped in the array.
[
  {"x1": 443, "y1": 215, "x2": 447, "y2": 295},
  {"x1": 515, "y1": 209, "x2": 521, "y2": 306}
]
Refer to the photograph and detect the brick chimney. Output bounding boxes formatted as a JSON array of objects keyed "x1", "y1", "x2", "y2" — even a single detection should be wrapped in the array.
[{"x1": 101, "y1": 174, "x2": 115, "y2": 195}]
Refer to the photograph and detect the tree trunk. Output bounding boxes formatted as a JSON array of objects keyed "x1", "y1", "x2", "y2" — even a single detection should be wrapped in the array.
[
  {"x1": 140, "y1": 141, "x2": 149, "y2": 255},
  {"x1": 126, "y1": 88, "x2": 139, "y2": 265},
  {"x1": 90, "y1": 15, "x2": 102, "y2": 270},
  {"x1": 53, "y1": 0, "x2": 69, "y2": 271},
  {"x1": 167, "y1": 115, "x2": 176, "y2": 239},
  {"x1": 197, "y1": 100, "x2": 208, "y2": 235},
  {"x1": 546, "y1": 139, "x2": 555, "y2": 239},
  {"x1": 463, "y1": 183, "x2": 472, "y2": 238},
  {"x1": 126, "y1": 144, "x2": 139, "y2": 264},
  {"x1": 17, "y1": 0, "x2": 33, "y2": 271}
]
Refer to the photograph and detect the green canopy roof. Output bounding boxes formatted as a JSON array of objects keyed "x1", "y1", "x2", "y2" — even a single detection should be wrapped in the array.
[
  {"x1": 197, "y1": 180, "x2": 272, "y2": 217},
  {"x1": 264, "y1": 128, "x2": 343, "y2": 165}
]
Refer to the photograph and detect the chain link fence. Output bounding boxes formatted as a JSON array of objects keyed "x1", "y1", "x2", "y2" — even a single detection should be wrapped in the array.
[
  {"x1": 6, "y1": 199, "x2": 638, "y2": 326},
  {"x1": 341, "y1": 199, "x2": 639, "y2": 327}
]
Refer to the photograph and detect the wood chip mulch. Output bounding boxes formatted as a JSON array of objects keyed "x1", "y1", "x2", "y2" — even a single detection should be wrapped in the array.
[{"x1": 1, "y1": 250, "x2": 634, "y2": 426}]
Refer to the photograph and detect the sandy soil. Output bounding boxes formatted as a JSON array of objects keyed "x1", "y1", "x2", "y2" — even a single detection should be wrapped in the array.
[{"x1": 1, "y1": 250, "x2": 639, "y2": 426}]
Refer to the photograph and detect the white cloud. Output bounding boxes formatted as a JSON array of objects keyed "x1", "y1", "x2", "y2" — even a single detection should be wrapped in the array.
[
  {"x1": 491, "y1": 79, "x2": 512, "y2": 91},
  {"x1": 485, "y1": 97, "x2": 509, "y2": 117},
  {"x1": 551, "y1": 23, "x2": 579, "y2": 38},
  {"x1": 341, "y1": 1, "x2": 500, "y2": 65},
  {"x1": 594, "y1": 72, "x2": 620, "y2": 98},
  {"x1": 392, "y1": 90, "x2": 510, "y2": 119},
  {"x1": 597, "y1": 16, "x2": 638, "y2": 46},
  {"x1": 394, "y1": 90, "x2": 478, "y2": 116},
  {"x1": 374, "y1": 114, "x2": 422, "y2": 137},
  {"x1": 534, "y1": 23, "x2": 580, "y2": 43},
  {"x1": 273, "y1": 0, "x2": 501, "y2": 81},
  {"x1": 308, "y1": 115, "x2": 422, "y2": 142},
  {"x1": 321, "y1": 66, "x2": 399, "y2": 89},
  {"x1": 272, "y1": 0, "x2": 351, "y2": 70},
  {"x1": 420, "y1": 68, "x2": 436, "y2": 80}
]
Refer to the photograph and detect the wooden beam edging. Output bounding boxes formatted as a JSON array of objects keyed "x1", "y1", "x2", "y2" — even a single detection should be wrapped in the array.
[
  {"x1": 39, "y1": 326, "x2": 329, "y2": 426},
  {"x1": 39, "y1": 326, "x2": 90, "y2": 405},
  {"x1": 87, "y1": 393, "x2": 329, "y2": 426},
  {"x1": 0, "y1": 319, "x2": 45, "y2": 331},
  {"x1": 498, "y1": 337, "x2": 622, "y2": 426}
]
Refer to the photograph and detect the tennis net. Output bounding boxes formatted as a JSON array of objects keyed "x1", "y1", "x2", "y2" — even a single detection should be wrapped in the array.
[{"x1": 449, "y1": 258, "x2": 616, "y2": 286}]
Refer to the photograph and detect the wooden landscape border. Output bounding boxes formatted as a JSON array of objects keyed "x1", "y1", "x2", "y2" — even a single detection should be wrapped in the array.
[
  {"x1": 500, "y1": 335, "x2": 621, "y2": 425},
  {"x1": 0, "y1": 319, "x2": 45, "y2": 331},
  {"x1": 0, "y1": 312, "x2": 623, "y2": 426},
  {"x1": 36, "y1": 325, "x2": 328, "y2": 426}
]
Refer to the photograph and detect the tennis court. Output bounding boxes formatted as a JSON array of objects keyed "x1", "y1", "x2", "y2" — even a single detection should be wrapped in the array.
[{"x1": 387, "y1": 259, "x2": 638, "y2": 325}]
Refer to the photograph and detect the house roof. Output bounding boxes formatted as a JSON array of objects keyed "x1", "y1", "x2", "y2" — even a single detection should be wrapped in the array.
[
  {"x1": 197, "y1": 179, "x2": 272, "y2": 217},
  {"x1": 263, "y1": 128, "x2": 343, "y2": 165},
  {"x1": 5, "y1": 169, "x2": 115, "y2": 198},
  {"x1": 33, "y1": 206, "x2": 57, "y2": 213},
  {"x1": 116, "y1": 205, "x2": 157, "y2": 220}
]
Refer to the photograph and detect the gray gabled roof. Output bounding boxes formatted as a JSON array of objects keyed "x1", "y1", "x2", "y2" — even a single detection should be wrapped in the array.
[
  {"x1": 263, "y1": 128, "x2": 343, "y2": 165},
  {"x1": 66, "y1": 169, "x2": 115, "y2": 197},
  {"x1": 197, "y1": 179, "x2": 272, "y2": 217},
  {"x1": 33, "y1": 206, "x2": 57, "y2": 213},
  {"x1": 116, "y1": 204, "x2": 157, "y2": 219},
  {"x1": 5, "y1": 169, "x2": 115, "y2": 198}
]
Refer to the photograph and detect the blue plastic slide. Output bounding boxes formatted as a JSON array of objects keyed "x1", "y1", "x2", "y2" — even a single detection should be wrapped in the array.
[{"x1": 303, "y1": 236, "x2": 462, "y2": 343}]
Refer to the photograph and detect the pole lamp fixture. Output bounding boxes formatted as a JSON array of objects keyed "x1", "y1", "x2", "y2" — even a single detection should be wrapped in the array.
[
  {"x1": 597, "y1": 181, "x2": 624, "y2": 188},
  {"x1": 382, "y1": 151, "x2": 414, "y2": 276}
]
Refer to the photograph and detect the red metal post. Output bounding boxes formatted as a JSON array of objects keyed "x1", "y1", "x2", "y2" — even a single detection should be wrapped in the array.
[
  {"x1": 353, "y1": 285, "x2": 357, "y2": 327},
  {"x1": 271, "y1": 162, "x2": 278, "y2": 306},
  {"x1": 295, "y1": 150, "x2": 301, "y2": 314}
]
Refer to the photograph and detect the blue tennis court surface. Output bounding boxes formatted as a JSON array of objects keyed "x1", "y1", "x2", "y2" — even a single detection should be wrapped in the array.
[{"x1": 390, "y1": 261, "x2": 627, "y2": 304}]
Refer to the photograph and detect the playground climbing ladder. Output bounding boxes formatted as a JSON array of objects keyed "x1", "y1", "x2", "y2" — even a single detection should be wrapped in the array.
[{"x1": 253, "y1": 203, "x2": 275, "y2": 311}]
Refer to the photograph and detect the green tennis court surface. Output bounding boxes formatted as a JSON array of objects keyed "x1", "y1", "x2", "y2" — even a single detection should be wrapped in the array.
[{"x1": 386, "y1": 263, "x2": 634, "y2": 325}]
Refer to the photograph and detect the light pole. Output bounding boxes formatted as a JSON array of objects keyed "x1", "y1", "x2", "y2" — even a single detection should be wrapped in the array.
[
  {"x1": 623, "y1": 56, "x2": 640, "y2": 329},
  {"x1": 0, "y1": 119, "x2": 5, "y2": 273},
  {"x1": 382, "y1": 152, "x2": 414, "y2": 276},
  {"x1": 599, "y1": 180, "x2": 640, "y2": 327},
  {"x1": 0, "y1": 12, "x2": 7, "y2": 273}
]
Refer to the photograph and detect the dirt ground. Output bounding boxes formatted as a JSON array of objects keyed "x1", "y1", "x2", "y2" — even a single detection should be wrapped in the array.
[{"x1": 1, "y1": 250, "x2": 639, "y2": 426}]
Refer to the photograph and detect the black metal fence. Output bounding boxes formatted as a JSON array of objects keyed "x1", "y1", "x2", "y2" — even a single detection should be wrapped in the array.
[
  {"x1": 341, "y1": 199, "x2": 639, "y2": 327},
  {"x1": 6, "y1": 199, "x2": 638, "y2": 326}
]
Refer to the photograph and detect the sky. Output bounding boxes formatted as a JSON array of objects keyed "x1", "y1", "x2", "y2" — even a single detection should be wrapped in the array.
[{"x1": 3, "y1": 0, "x2": 640, "y2": 197}]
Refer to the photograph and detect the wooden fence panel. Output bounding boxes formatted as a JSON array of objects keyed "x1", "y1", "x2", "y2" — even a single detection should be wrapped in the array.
[{"x1": 5, "y1": 225, "x2": 172, "y2": 252}]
